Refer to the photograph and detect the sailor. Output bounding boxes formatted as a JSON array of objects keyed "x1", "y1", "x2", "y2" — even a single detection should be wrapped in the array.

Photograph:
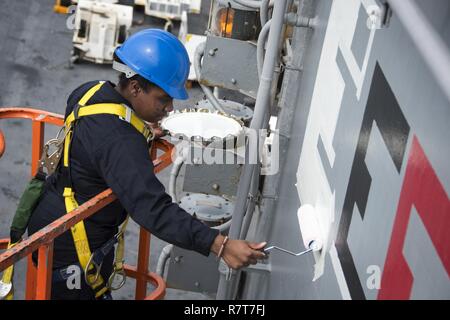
[{"x1": 27, "y1": 29, "x2": 267, "y2": 300}]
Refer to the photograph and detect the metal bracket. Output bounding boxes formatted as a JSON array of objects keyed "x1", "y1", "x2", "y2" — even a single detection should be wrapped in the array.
[
  {"x1": 284, "y1": 13, "x2": 313, "y2": 28},
  {"x1": 284, "y1": 63, "x2": 303, "y2": 72},
  {"x1": 363, "y1": 0, "x2": 392, "y2": 30}
]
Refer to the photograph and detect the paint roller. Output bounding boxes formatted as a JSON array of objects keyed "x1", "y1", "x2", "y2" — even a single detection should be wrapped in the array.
[
  {"x1": 264, "y1": 204, "x2": 323, "y2": 256},
  {"x1": 297, "y1": 204, "x2": 323, "y2": 251}
]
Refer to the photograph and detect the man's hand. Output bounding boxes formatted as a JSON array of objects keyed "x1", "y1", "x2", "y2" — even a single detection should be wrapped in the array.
[
  {"x1": 148, "y1": 122, "x2": 167, "y2": 139},
  {"x1": 211, "y1": 234, "x2": 267, "y2": 269}
]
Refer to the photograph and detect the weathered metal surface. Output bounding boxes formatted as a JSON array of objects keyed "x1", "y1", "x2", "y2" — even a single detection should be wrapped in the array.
[
  {"x1": 166, "y1": 245, "x2": 220, "y2": 295},
  {"x1": 179, "y1": 193, "x2": 233, "y2": 224},
  {"x1": 200, "y1": 36, "x2": 260, "y2": 98},
  {"x1": 184, "y1": 160, "x2": 242, "y2": 197}
]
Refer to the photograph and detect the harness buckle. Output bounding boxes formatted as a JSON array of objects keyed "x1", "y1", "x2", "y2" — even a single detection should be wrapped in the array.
[
  {"x1": 84, "y1": 253, "x2": 103, "y2": 286},
  {"x1": 38, "y1": 125, "x2": 70, "y2": 175},
  {"x1": 108, "y1": 265, "x2": 126, "y2": 291}
]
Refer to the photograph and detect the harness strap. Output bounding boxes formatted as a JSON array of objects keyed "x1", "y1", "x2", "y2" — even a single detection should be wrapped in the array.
[{"x1": 64, "y1": 103, "x2": 152, "y2": 138}]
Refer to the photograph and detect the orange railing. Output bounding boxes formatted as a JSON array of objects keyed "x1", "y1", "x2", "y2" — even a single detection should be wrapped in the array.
[{"x1": 0, "y1": 107, "x2": 174, "y2": 300}]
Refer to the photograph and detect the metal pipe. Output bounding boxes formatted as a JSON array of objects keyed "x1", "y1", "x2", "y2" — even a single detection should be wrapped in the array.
[
  {"x1": 258, "y1": 13, "x2": 312, "y2": 78},
  {"x1": 216, "y1": 0, "x2": 288, "y2": 300},
  {"x1": 213, "y1": 218, "x2": 233, "y2": 232},
  {"x1": 168, "y1": 154, "x2": 185, "y2": 203},
  {"x1": 194, "y1": 42, "x2": 227, "y2": 113},
  {"x1": 239, "y1": 165, "x2": 261, "y2": 239},
  {"x1": 260, "y1": 0, "x2": 270, "y2": 26},
  {"x1": 213, "y1": 87, "x2": 220, "y2": 99},
  {"x1": 257, "y1": 19, "x2": 271, "y2": 78},
  {"x1": 156, "y1": 244, "x2": 173, "y2": 277},
  {"x1": 388, "y1": 0, "x2": 450, "y2": 103}
]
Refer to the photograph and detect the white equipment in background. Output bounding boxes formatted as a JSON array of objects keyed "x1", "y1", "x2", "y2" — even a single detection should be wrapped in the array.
[
  {"x1": 145, "y1": 0, "x2": 201, "y2": 20},
  {"x1": 72, "y1": 0, "x2": 120, "y2": 3},
  {"x1": 72, "y1": 0, "x2": 133, "y2": 64},
  {"x1": 178, "y1": 10, "x2": 206, "y2": 81}
]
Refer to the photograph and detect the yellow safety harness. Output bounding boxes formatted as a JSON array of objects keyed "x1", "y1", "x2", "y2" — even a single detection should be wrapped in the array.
[{"x1": 62, "y1": 81, "x2": 152, "y2": 298}]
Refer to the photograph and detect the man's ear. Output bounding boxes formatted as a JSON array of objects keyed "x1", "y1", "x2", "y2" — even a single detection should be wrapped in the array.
[{"x1": 130, "y1": 80, "x2": 141, "y2": 97}]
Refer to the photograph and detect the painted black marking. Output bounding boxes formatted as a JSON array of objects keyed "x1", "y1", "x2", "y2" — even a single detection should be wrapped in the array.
[{"x1": 334, "y1": 63, "x2": 410, "y2": 299}]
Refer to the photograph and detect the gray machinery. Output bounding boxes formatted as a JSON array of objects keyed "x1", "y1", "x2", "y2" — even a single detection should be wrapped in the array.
[{"x1": 163, "y1": 0, "x2": 450, "y2": 300}]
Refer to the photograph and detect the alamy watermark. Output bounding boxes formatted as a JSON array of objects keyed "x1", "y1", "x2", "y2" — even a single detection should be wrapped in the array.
[
  {"x1": 168, "y1": 127, "x2": 280, "y2": 176},
  {"x1": 65, "y1": 264, "x2": 81, "y2": 290},
  {"x1": 366, "y1": 265, "x2": 381, "y2": 290},
  {"x1": 66, "y1": 5, "x2": 77, "y2": 30}
]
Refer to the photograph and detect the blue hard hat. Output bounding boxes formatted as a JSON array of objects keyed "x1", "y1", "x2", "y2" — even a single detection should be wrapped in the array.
[{"x1": 115, "y1": 29, "x2": 190, "y2": 100}]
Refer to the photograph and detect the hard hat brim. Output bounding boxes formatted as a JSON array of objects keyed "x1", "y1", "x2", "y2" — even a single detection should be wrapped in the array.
[{"x1": 165, "y1": 85, "x2": 189, "y2": 100}]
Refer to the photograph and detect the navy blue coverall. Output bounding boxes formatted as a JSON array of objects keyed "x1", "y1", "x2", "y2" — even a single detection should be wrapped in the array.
[{"x1": 28, "y1": 81, "x2": 219, "y2": 299}]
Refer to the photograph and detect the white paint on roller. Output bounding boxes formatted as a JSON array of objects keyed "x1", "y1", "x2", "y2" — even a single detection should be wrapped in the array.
[
  {"x1": 297, "y1": 204, "x2": 323, "y2": 251},
  {"x1": 298, "y1": 204, "x2": 336, "y2": 281}
]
